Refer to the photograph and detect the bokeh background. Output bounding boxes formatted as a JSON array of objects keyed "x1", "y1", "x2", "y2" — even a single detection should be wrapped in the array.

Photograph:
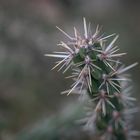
[{"x1": 0, "y1": 0, "x2": 139, "y2": 140}]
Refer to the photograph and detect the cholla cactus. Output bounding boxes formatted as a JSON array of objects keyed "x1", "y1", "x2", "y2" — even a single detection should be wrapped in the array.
[{"x1": 46, "y1": 18, "x2": 139, "y2": 140}]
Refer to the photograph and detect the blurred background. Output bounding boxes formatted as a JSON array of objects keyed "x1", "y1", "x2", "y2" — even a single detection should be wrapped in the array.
[{"x1": 0, "y1": 0, "x2": 139, "y2": 140}]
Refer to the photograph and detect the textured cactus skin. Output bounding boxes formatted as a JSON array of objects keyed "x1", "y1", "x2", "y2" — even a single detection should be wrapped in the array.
[
  {"x1": 73, "y1": 44, "x2": 125, "y2": 140},
  {"x1": 46, "y1": 18, "x2": 138, "y2": 140}
]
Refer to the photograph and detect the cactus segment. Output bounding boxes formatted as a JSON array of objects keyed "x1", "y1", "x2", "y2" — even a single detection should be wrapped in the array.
[{"x1": 46, "y1": 18, "x2": 138, "y2": 140}]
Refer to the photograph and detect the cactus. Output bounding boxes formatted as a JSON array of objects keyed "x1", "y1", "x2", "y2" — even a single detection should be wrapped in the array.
[{"x1": 46, "y1": 18, "x2": 139, "y2": 140}]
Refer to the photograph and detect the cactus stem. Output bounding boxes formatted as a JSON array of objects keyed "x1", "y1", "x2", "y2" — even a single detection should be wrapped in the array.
[{"x1": 46, "y1": 18, "x2": 138, "y2": 140}]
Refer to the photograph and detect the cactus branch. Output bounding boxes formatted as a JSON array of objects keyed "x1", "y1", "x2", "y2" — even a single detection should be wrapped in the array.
[{"x1": 46, "y1": 18, "x2": 139, "y2": 140}]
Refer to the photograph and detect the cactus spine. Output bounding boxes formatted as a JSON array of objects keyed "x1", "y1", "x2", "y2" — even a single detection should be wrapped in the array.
[{"x1": 46, "y1": 18, "x2": 138, "y2": 140}]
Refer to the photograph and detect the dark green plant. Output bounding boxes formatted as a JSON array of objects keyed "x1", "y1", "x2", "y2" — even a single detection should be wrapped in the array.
[{"x1": 46, "y1": 18, "x2": 139, "y2": 140}]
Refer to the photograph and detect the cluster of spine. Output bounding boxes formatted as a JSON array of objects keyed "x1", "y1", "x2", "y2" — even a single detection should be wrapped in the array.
[{"x1": 46, "y1": 18, "x2": 138, "y2": 140}]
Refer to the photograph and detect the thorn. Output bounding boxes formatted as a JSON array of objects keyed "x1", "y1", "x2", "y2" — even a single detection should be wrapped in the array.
[{"x1": 56, "y1": 26, "x2": 74, "y2": 40}]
